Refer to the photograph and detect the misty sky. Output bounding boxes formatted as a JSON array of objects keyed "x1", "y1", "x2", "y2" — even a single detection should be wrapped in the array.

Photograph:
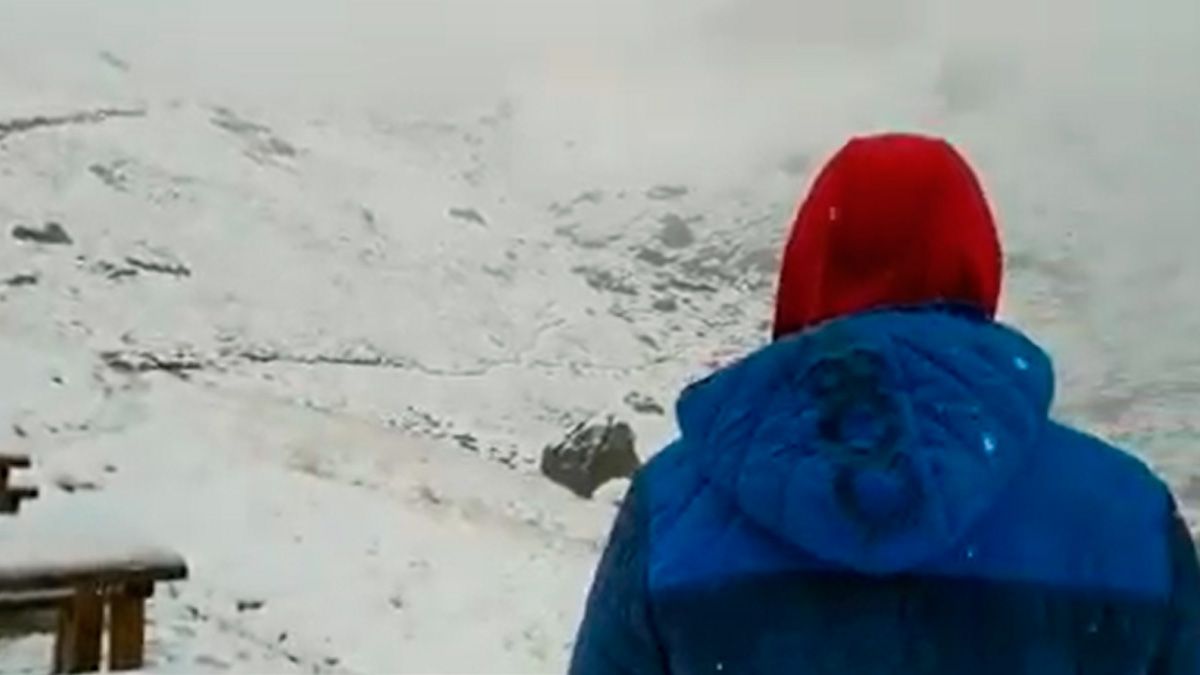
[
  {"x1": 4, "y1": 1, "x2": 1196, "y2": 181},
  {"x1": 3, "y1": 0, "x2": 1199, "y2": 402}
]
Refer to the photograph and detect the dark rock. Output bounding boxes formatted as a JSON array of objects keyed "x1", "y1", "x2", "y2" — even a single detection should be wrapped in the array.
[
  {"x1": 555, "y1": 224, "x2": 617, "y2": 249},
  {"x1": 93, "y1": 260, "x2": 138, "y2": 280},
  {"x1": 636, "y1": 334, "x2": 660, "y2": 350},
  {"x1": 635, "y1": 247, "x2": 672, "y2": 266},
  {"x1": 657, "y1": 214, "x2": 699, "y2": 249},
  {"x1": 0, "y1": 108, "x2": 144, "y2": 141},
  {"x1": 678, "y1": 245, "x2": 739, "y2": 284},
  {"x1": 624, "y1": 392, "x2": 666, "y2": 416},
  {"x1": 497, "y1": 450, "x2": 520, "y2": 470},
  {"x1": 236, "y1": 599, "x2": 265, "y2": 613},
  {"x1": 11, "y1": 424, "x2": 27, "y2": 438},
  {"x1": 658, "y1": 276, "x2": 719, "y2": 294},
  {"x1": 89, "y1": 163, "x2": 129, "y2": 191},
  {"x1": 2, "y1": 273, "x2": 38, "y2": 287},
  {"x1": 549, "y1": 190, "x2": 605, "y2": 217},
  {"x1": 261, "y1": 137, "x2": 299, "y2": 159},
  {"x1": 453, "y1": 433, "x2": 480, "y2": 452},
  {"x1": 54, "y1": 476, "x2": 101, "y2": 494},
  {"x1": 12, "y1": 222, "x2": 72, "y2": 245},
  {"x1": 651, "y1": 296, "x2": 678, "y2": 313},
  {"x1": 101, "y1": 350, "x2": 204, "y2": 378},
  {"x1": 211, "y1": 107, "x2": 269, "y2": 135},
  {"x1": 98, "y1": 51, "x2": 131, "y2": 72},
  {"x1": 448, "y1": 207, "x2": 487, "y2": 226},
  {"x1": 540, "y1": 417, "x2": 641, "y2": 499},
  {"x1": 482, "y1": 265, "x2": 512, "y2": 281},
  {"x1": 608, "y1": 305, "x2": 633, "y2": 323},
  {"x1": 573, "y1": 190, "x2": 604, "y2": 206},
  {"x1": 125, "y1": 255, "x2": 191, "y2": 278},
  {"x1": 210, "y1": 108, "x2": 300, "y2": 163},
  {"x1": 573, "y1": 266, "x2": 638, "y2": 296},
  {"x1": 646, "y1": 185, "x2": 689, "y2": 201}
]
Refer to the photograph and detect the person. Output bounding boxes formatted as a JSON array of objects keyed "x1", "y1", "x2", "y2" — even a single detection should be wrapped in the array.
[{"x1": 569, "y1": 133, "x2": 1200, "y2": 674}]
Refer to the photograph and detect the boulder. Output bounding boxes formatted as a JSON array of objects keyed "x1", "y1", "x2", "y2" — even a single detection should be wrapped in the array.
[
  {"x1": 541, "y1": 417, "x2": 640, "y2": 499},
  {"x1": 12, "y1": 222, "x2": 72, "y2": 245}
]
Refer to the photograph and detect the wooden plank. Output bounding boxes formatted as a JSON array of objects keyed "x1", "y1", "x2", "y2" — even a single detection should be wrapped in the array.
[
  {"x1": 3, "y1": 486, "x2": 38, "y2": 501},
  {"x1": 0, "y1": 587, "x2": 73, "y2": 609},
  {"x1": 0, "y1": 485, "x2": 39, "y2": 515},
  {"x1": 6, "y1": 485, "x2": 38, "y2": 499},
  {"x1": 0, "y1": 454, "x2": 31, "y2": 469},
  {"x1": 108, "y1": 583, "x2": 150, "y2": 671},
  {"x1": 0, "y1": 456, "x2": 30, "y2": 500},
  {"x1": 54, "y1": 587, "x2": 103, "y2": 674}
]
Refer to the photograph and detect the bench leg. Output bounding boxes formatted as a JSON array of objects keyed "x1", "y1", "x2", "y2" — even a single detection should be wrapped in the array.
[
  {"x1": 109, "y1": 583, "x2": 150, "y2": 671},
  {"x1": 53, "y1": 587, "x2": 103, "y2": 674}
]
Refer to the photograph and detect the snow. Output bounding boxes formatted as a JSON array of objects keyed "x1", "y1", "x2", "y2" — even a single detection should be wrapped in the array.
[
  {"x1": 0, "y1": 333, "x2": 611, "y2": 672},
  {"x1": 2, "y1": 0, "x2": 1199, "y2": 671},
  {"x1": 0, "y1": 526, "x2": 185, "y2": 589}
]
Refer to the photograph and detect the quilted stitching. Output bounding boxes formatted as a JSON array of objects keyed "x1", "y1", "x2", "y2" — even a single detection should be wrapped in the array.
[{"x1": 676, "y1": 305, "x2": 1054, "y2": 574}]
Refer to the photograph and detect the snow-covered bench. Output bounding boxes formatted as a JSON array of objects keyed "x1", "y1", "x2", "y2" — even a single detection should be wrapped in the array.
[
  {"x1": 1, "y1": 466, "x2": 188, "y2": 674},
  {"x1": 0, "y1": 539, "x2": 187, "y2": 673}
]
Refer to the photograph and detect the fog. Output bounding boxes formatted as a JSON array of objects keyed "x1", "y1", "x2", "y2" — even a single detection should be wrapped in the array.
[
  {"x1": 2, "y1": 1, "x2": 1199, "y2": 669},
  {"x1": 7, "y1": 1, "x2": 1197, "y2": 179},
  {"x1": 5, "y1": 0, "x2": 1199, "y2": 413}
]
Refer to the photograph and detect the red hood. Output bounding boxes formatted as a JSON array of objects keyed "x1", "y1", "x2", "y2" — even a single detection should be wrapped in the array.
[{"x1": 773, "y1": 134, "x2": 1002, "y2": 339}]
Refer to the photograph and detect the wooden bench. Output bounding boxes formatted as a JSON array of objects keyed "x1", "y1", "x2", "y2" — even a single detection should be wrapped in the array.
[
  {"x1": 0, "y1": 541, "x2": 188, "y2": 673},
  {"x1": 1, "y1": 453, "x2": 189, "y2": 672},
  {"x1": 0, "y1": 454, "x2": 39, "y2": 515}
]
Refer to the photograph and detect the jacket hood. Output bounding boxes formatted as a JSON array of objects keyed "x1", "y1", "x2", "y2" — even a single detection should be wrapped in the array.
[
  {"x1": 677, "y1": 306, "x2": 1054, "y2": 575},
  {"x1": 773, "y1": 134, "x2": 1002, "y2": 339}
]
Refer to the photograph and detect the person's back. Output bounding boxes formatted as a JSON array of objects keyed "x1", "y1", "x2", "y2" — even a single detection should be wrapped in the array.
[{"x1": 570, "y1": 134, "x2": 1200, "y2": 675}]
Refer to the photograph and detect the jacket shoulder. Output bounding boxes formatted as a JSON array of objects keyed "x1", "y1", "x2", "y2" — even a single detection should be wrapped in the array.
[
  {"x1": 1045, "y1": 422, "x2": 1172, "y2": 512},
  {"x1": 942, "y1": 421, "x2": 1176, "y2": 598},
  {"x1": 636, "y1": 442, "x2": 707, "y2": 532}
]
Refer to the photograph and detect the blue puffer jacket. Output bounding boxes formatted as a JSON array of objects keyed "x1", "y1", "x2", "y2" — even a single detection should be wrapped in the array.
[{"x1": 570, "y1": 305, "x2": 1200, "y2": 675}]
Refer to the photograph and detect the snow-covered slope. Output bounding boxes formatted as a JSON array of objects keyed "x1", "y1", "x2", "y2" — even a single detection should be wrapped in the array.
[
  {"x1": 0, "y1": 337, "x2": 611, "y2": 672},
  {"x1": 2, "y1": 0, "x2": 1199, "y2": 671}
]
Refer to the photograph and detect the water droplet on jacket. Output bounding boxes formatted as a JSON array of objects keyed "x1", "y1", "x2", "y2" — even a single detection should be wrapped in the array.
[
  {"x1": 716, "y1": 662, "x2": 725, "y2": 672},
  {"x1": 982, "y1": 433, "x2": 997, "y2": 456},
  {"x1": 966, "y1": 546, "x2": 977, "y2": 559},
  {"x1": 1014, "y1": 356, "x2": 1030, "y2": 371}
]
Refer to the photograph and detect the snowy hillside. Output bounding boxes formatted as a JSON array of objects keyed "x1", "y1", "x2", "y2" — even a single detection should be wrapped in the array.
[{"x1": 2, "y1": 0, "x2": 1199, "y2": 671}]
